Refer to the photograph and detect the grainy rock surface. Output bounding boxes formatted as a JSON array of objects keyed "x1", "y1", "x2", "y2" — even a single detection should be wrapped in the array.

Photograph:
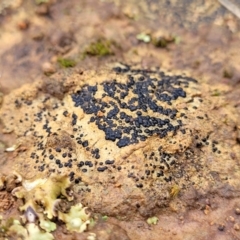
[
  {"x1": 1, "y1": 63, "x2": 238, "y2": 219},
  {"x1": 1, "y1": 0, "x2": 240, "y2": 239}
]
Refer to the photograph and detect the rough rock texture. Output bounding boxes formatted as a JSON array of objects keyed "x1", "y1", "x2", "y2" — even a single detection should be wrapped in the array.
[{"x1": 0, "y1": 64, "x2": 239, "y2": 218}]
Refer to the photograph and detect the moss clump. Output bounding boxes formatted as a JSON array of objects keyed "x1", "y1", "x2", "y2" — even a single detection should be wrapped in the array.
[
  {"x1": 223, "y1": 69, "x2": 233, "y2": 79},
  {"x1": 57, "y1": 58, "x2": 77, "y2": 68},
  {"x1": 83, "y1": 39, "x2": 114, "y2": 57},
  {"x1": 211, "y1": 89, "x2": 221, "y2": 97},
  {"x1": 152, "y1": 36, "x2": 175, "y2": 48},
  {"x1": 102, "y1": 215, "x2": 108, "y2": 221},
  {"x1": 35, "y1": 0, "x2": 49, "y2": 4},
  {"x1": 35, "y1": 0, "x2": 49, "y2": 5}
]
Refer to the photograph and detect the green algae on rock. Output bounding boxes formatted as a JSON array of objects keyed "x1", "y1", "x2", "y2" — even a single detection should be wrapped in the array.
[
  {"x1": 83, "y1": 39, "x2": 115, "y2": 57},
  {"x1": 57, "y1": 57, "x2": 77, "y2": 68}
]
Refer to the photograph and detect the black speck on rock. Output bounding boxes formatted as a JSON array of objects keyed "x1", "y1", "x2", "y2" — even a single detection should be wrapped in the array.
[{"x1": 72, "y1": 65, "x2": 198, "y2": 148}]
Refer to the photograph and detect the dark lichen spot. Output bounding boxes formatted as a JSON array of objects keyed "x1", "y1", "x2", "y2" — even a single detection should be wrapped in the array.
[{"x1": 72, "y1": 65, "x2": 197, "y2": 148}]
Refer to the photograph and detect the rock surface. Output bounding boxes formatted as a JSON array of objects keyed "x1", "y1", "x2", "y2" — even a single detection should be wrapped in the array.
[{"x1": 1, "y1": 63, "x2": 238, "y2": 219}]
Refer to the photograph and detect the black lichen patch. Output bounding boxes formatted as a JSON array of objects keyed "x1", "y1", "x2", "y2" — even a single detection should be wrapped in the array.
[{"x1": 72, "y1": 65, "x2": 197, "y2": 147}]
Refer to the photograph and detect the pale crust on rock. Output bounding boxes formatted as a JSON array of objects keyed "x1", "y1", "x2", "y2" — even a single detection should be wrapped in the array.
[{"x1": 0, "y1": 64, "x2": 238, "y2": 218}]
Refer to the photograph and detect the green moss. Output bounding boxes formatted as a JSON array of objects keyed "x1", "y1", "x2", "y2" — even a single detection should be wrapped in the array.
[
  {"x1": 211, "y1": 89, "x2": 221, "y2": 97},
  {"x1": 57, "y1": 58, "x2": 77, "y2": 68},
  {"x1": 223, "y1": 69, "x2": 233, "y2": 79},
  {"x1": 83, "y1": 39, "x2": 114, "y2": 57},
  {"x1": 35, "y1": 0, "x2": 49, "y2": 4},
  {"x1": 152, "y1": 36, "x2": 175, "y2": 48},
  {"x1": 88, "y1": 218, "x2": 96, "y2": 229},
  {"x1": 102, "y1": 215, "x2": 108, "y2": 221}
]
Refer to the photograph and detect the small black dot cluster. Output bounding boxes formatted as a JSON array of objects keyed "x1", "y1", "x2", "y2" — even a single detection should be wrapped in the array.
[{"x1": 72, "y1": 65, "x2": 197, "y2": 147}]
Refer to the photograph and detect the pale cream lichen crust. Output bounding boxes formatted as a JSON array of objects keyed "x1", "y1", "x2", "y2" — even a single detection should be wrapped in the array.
[{"x1": 0, "y1": 63, "x2": 239, "y2": 218}]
